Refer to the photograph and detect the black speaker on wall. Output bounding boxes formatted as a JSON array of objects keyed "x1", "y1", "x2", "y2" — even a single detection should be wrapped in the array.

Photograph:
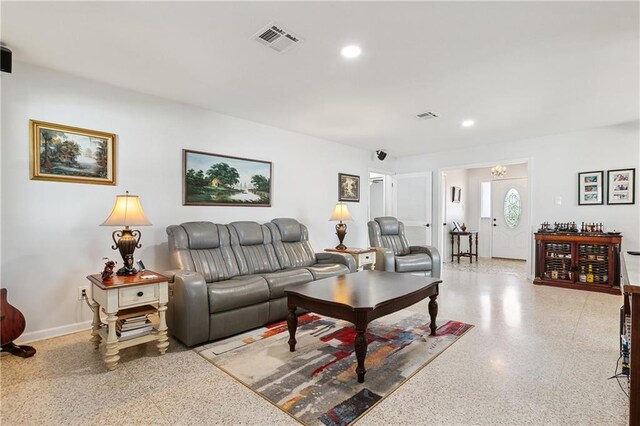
[{"x1": 1, "y1": 47, "x2": 12, "y2": 74}]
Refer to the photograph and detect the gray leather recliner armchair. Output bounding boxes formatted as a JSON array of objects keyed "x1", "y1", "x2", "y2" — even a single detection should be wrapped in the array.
[{"x1": 368, "y1": 217, "x2": 441, "y2": 278}]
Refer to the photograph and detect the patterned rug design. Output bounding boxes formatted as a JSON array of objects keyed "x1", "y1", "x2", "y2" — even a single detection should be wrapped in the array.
[{"x1": 195, "y1": 310, "x2": 473, "y2": 426}]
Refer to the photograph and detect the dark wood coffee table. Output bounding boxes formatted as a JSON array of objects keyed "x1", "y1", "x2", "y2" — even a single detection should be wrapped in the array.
[{"x1": 285, "y1": 270, "x2": 440, "y2": 383}]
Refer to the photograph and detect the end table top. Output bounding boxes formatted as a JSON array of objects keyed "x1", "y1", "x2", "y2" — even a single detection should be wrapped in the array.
[
  {"x1": 285, "y1": 270, "x2": 440, "y2": 311},
  {"x1": 325, "y1": 248, "x2": 376, "y2": 255},
  {"x1": 87, "y1": 270, "x2": 169, "y2": 289}
]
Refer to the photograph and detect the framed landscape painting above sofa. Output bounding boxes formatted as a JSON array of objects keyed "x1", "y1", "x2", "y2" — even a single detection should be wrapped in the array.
[{"x1": 183, "y1": 149, "x2": 272, "y2": 206}]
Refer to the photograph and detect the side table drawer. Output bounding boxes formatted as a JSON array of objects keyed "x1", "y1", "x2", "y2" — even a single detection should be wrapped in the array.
[
  {"x1": 356, "y1": 252, "x2": 375, "y2": 265},
  {"x1": 119, "y1": 283, "x2": 159, "y2": 308}
]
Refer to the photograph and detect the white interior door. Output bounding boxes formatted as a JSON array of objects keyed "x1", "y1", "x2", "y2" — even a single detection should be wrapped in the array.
[
  {"x1": 393, "y1": 172, "x2": 433, "y2": 246},
  {"x1": 492, "y1": 178, "x2": 528, "y2": 259}
]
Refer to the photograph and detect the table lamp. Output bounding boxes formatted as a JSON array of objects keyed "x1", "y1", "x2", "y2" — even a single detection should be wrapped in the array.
[
  {"x1": 101, "y1": 191, "x2": 151, "y2": 276},
  {"x1": 329, "y1": 202, "x2": 352, "y2": 250}
]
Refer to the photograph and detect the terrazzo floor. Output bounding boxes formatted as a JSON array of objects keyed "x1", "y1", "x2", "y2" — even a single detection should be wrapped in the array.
[{"x1": 1, "y1": 259, "x2": 628, "y2": 425}]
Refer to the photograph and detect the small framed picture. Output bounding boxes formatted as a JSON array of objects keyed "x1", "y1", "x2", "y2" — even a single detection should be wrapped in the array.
[
  {"x1": 452, "y1": 222, "x2": 461, "y2": 232},
  {"x1": 578, "y1": 171, "x2": 604, "y2": 205},
  {"x1": 607, "y1": 168, "x2": 635, "y2": 205},
  {"x1": 451, "y1": 186, "x2": 461, "y2": 203},
  {"x1": 338, "y1": 173, "x2": 360, "y2": 202}
]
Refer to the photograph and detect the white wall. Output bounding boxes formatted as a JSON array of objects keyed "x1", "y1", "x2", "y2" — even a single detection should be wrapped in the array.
[
  {"x1": 397, "y1": 121, "x2": 640, "y2": 273},
  {"x1": 466, "y1": 163, "x2": 528, "y2": 257},
  {"x1": 1, "y1": 63, "x2": 394, "y2": 340}
]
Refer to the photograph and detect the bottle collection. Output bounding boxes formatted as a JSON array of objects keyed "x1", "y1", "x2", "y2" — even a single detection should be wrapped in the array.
[
  {"x1": 537, "y1": 222, "x2": 604, "y2": 233},
  {"x1": 577, "y1": 244, "x2": 609, "y2": 284},
  {"x1": 543, "y1": 243, "x2": 609, "y2": 284}
]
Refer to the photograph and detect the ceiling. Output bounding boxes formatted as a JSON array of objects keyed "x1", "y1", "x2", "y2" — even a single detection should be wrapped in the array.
[{"x1": 2, "y1": 1, "x2": 638, "y2": 157}]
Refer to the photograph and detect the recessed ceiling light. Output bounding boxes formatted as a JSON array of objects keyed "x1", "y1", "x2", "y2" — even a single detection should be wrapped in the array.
[
  {"x1": 462, "y1": 120, "x2": 475, "y2": 127},
  {"x1": 341, "y1": 45, "x2": 361, "y2": 59}
]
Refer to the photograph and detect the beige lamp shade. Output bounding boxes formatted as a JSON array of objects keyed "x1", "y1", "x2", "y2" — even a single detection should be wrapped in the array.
[
  {"x1": 329, "y1": 202, "x2": 353, "y2": 222},
  {"x1": 101, "y1": 191, "x2": 152, "y2": 227}
]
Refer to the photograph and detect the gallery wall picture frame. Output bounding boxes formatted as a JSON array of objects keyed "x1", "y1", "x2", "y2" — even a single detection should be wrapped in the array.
[
  {"x1": 338, "y1": 173, "x2": 360, "y2": 202},
  {"x1": 451, "y1": 186, "x2": 461, "y2": 203},
  {"x1": 577, "y1": 170, "x2": 604, "y2": 205},
  {"x1": 607, "y1": 168, "x2": 635, "y2": 205},
  {"x1": 183, "y1": 149, "x2": 272, "y2": 207},
  {"x1": 29, "y1": 120, "x2": 116, "y2": 185}
]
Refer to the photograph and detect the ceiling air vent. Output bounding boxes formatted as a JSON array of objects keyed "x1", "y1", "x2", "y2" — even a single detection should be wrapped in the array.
[
  {"x1": 253, "y1": 22, "x2": 303, "y2": 53},
  {"x1": 416, "y1": 112, "x2": 438, "y2": 120}
]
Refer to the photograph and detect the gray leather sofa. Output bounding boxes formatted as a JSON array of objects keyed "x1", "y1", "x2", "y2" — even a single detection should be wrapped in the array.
[
  {"x1": 165, "y1": 218, "x2": 356, "y2": 346},
  {"x1": 368, "y1": 217, "x2": 441, "y2": 277}
]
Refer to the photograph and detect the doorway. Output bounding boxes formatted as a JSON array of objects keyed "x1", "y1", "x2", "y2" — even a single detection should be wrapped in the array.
[
  {"x1": 368, "y1": 170, "x2": 393, "y2": 221},
  {"x1": 436, "y1": 161, "x2": 531, "y2": 273}
]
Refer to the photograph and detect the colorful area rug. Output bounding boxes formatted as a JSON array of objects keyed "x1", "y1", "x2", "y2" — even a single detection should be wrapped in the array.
[{"x1": 195, "y1": 310, "x2": 473, "y2": 426}]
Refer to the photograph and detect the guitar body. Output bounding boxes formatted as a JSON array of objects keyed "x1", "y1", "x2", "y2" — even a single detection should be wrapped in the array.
[{"x1": 0, "y1": 288, "x2": 35, "y2": 358}]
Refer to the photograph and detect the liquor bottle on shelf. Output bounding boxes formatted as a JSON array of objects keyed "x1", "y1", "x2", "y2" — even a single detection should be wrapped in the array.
[
  {"x1": 586, "y1": 264, "x2": 594, "y2": 283},
  {"x1": 579, "y1": 266, "x2": 586, "y2": 283}
]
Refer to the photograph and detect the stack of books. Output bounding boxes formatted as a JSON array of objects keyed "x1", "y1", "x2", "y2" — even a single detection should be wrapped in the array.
[
  {"x1": 117, "y1": 314, "x2": 153, "y2": 340},
  {"x1": 109, "y1": 304, "x2": 156, "y2": 341}
]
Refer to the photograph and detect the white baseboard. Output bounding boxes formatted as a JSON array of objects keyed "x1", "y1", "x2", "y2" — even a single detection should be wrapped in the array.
[{"x1": 16, "y1": 320, "x2": 92, "y2": 345}]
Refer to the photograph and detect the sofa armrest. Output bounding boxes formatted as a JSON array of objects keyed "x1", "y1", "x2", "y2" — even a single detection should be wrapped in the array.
[
  {"x1": 166, "y1": 271, "x2": 209, "y2": 346},
  {"x1": 409, "y1": 245, "x2": 441, "y2": 278},
  {"x1": 315, "y1": 252, "x2": 357, "y2": 273},
  {"x1": 372, "y1": 247, "x2": 395, "y2": 272}
]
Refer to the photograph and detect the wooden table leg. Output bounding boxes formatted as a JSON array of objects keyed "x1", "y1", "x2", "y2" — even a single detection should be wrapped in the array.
[
  {"x1": 428, "y1": 295, "x2": 438, "y2": 336},
  {"x1": 90, "y1": 300, "x2": 102, "y2": 349},
  {"x1": 469, "y1": 234, "x2": 473, "y2": 263},
  {"x1": 287, "y1": 306, "x2": 297, "y2": 352},
  {"x1": 104, "y1": 311, "x2": 120, "y2": 370},
  {"x1": 157, "y1": 302, "x2": 169, "y2": 355},
  {"x1": 475, "y1": 233, "x2": 479, "y2": 262},
  {"x1": 451, "y1": 234, "x2": 454, "y2": 262},
  {"x1": 354, "y1": 314, "x2": 368, "y2": 383},
  {"x1": 457, "y1": 235, "x2": 461, "y2": 263}
]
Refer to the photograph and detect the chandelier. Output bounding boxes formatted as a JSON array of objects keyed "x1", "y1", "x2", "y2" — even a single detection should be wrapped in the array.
[{"x1": 491, "y1": 165, "x2": 507, "y2": 177}]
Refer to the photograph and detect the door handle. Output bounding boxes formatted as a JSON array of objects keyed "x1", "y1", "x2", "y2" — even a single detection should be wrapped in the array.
[
  {"x1": 443, "y1": 223, "x2": 447, "y2": 226},
  {"x1": 425, "y1": 224, "x2": 430, "y2": 227},
  {"x1": 493, "y1": 218, "x2": 497, "y2": 221},
  {"x1": 493, "y1": 224, "x2": 497, "y2": 227}
]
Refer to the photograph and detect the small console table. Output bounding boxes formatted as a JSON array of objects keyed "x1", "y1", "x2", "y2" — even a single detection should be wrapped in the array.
[
  {"x1": 86, "y1": 271, "x2": 170, "y2": 370},
  {"x1": 450, "y1": 231, "x2": 479, "y2": 263}
]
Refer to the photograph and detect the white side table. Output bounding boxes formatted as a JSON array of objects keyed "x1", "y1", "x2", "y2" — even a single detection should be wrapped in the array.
[
  {"x1": 325, "y1": 248, "x2": 376, "y2": 271},
  {"x1": 86, "y1": 271, "x2": 170, "y2": 370}
]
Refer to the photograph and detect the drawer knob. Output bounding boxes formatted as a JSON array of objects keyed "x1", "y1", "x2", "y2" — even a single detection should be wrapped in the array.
[{"x1": 137, "y1": 291, "x2": 144, "y2": 297}]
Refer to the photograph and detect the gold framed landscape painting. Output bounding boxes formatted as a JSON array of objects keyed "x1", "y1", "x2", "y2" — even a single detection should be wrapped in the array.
[{"x1": 29, "y1": 120, "x2": 116, "y2": 185}]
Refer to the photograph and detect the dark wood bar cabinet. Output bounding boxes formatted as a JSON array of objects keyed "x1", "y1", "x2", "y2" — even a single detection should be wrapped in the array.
[{"x1": 534, "y1": 233, "x2": 622, "y2": 295}]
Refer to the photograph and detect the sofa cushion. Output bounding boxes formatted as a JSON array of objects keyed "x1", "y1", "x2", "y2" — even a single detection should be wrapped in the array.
[
  {"x1": 271, "y1": 218, "x2": 304, "y2": 242},
  {"x1": 260, "y1": 268, "x2": 314, "y2": 299},
  {"x1": 182, "y1": 222, "x2": 222, "y2": 249},
  {"x1": 231, "y1": 221, "x2": 265, "y2": 246},
  {"x1": 171, "y1": 222, "x2": 240, "y2": 282},
  {"x1": 305, "y1": 263, "x2": 351, "y2": 280},
  {"x1": 395, "y1": 253, "x2": 432, "y2": 273},
  {"x1": 267, "y1": 219, "x2": 317, "y2": 268},
  {"x1": 228, "y1": 222, "x2": 280, "y2": 275},
  {"x1": 207, "y1": 275, "x2": 269, "y2": 313}
]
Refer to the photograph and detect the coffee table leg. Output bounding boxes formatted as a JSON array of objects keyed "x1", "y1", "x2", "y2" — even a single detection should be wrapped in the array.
[
  {"x1": 287, "y1": 306, "x2": 297, "y2": 352},
  {"x1": 355, "y1": 326, "x2": 367, "y2": 383},
  {"x1": 428, "y1": 295, "x2": 438, "y2": 336}
]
